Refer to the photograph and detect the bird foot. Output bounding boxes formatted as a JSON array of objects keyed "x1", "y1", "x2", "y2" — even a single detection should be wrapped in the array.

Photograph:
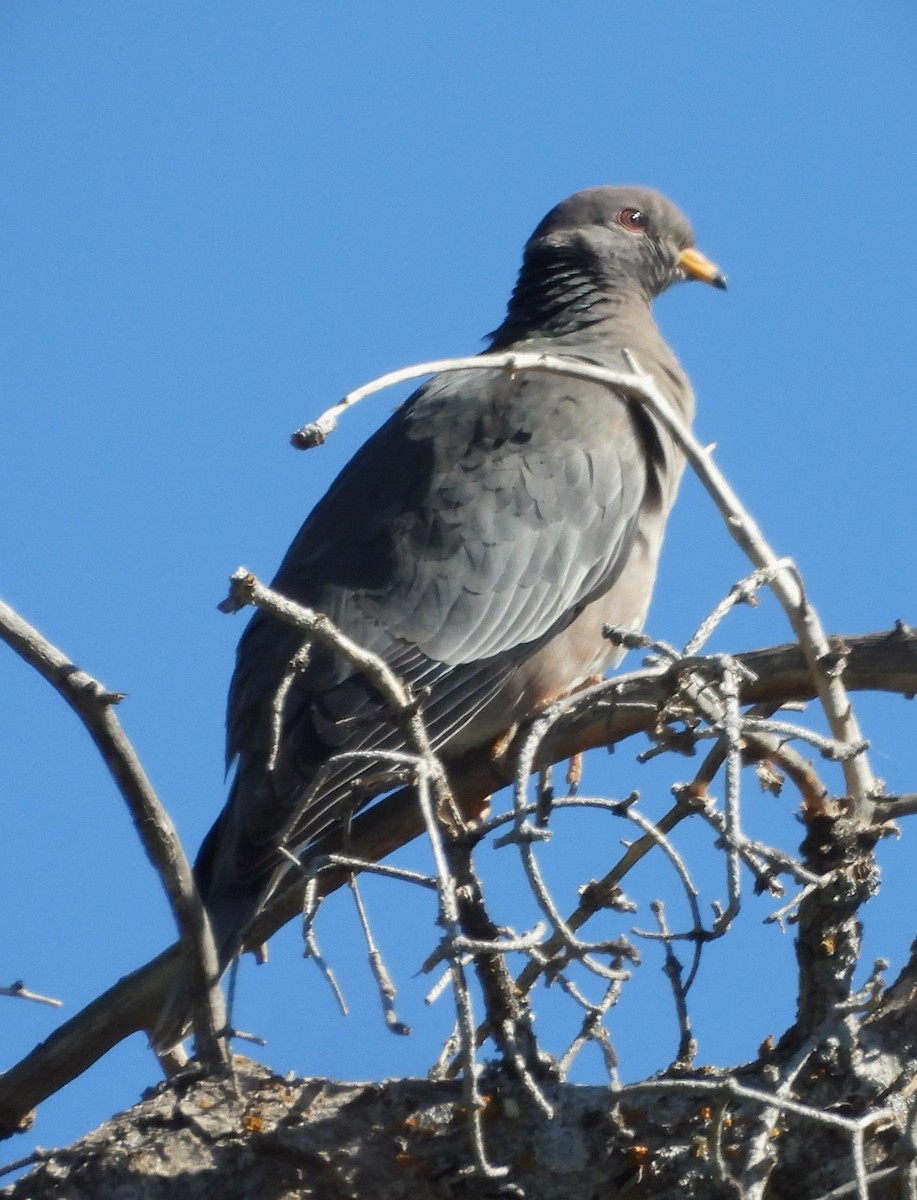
[
  {"x1": 490, "y1": 721, "x2": 521, "y2": 765},
  {"x1": 566, "y1": 752, "x2": 584, "y2": 790}
]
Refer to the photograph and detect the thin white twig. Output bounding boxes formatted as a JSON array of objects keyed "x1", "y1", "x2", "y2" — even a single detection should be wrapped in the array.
[
  {"x1": 311, "y1": 854, "x2": 438, "y2": 890},
  {"x1": 555, "y1": 978, "x2": 623, "y2": 1081},
  {"x1": 699, "y1": 806, "x2": 825, "y2": 889},
  {"x1": 349, "y1": 873, "x2": 410, "y2": 1035},
  {"x1": 720, "y1": 660, "x2": 744, "y2": 929},
  {"x1": 766, "y1": 881, "x2": 824, "y2": 930},
  {"x1": 451, "y1": 925, "x2": 549, "y2": 956},
  {"x1": 683, "y1": 562, "x2": 795, "y2": 656},
  {"x1": 0, "y1": 981, "x2": 63, "y2": 1008},
  {"x1": 293, "y1": 350, "x2": 877, "y2": 811},
  {"x1": 425, "y1": 964, "x2": 468, "y2": 1007},
  {"x1": 274, "y1": 848, "x2": 348, "y2": 1013},
  {"x1": 651, "y1": 899, "x2": 696, "y2": 1067},
  {"x1": 268, "y1": 643, "x2": 310, "y2": 771},
  {"x1": 739, "y1": 716, "x2": 867, "y2": 761}
]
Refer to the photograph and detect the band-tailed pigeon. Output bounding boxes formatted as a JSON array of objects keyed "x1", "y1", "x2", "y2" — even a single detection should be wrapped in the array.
[{"x1": 196, "y1": 185, "x2": 725, "y2": 968}]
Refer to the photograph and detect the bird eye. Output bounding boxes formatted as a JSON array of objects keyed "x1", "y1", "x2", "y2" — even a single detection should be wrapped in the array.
[{"x1": 616, "y1": 208, "x2": 648, "y2": 233}]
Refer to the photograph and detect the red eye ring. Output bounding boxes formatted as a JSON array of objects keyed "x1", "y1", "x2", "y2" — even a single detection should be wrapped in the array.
[{"x1": 616, "y1": 208, "x2": 648, "y2": 233}]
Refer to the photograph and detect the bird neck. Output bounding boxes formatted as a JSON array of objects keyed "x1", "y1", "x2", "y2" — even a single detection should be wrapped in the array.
[{"x1": 487, "y1": 244, "x2": 654, "y2": 350}]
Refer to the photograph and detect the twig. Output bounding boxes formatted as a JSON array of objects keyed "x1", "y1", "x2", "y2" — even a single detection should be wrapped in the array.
[
  {"x1": 1, "y1": 982, "x2": 63, "y2": 1009},
  {"x1": 268, "y1": 643, "x2": 310, "y2": 771},
  {"x1": 766, "y1": 881, "x2": 824, "y2": 930},
  {"x1": 708, "y1": 1098, "x2": 745, "y2": 1196},
  {"x1": 650, "y1": 900, "x2": 695, "y2": 1067},
  {"x1": 274, "y1": 849, "x2": 348, "y2": 1013},
  {"x1": 698, "y1": 806, "x2": 824, "y2": 892},
  {"x1": 293, "y1": 350, "x2": 877, "y2": 811},
  {"x1": 307, "y1": 853, "x2": 437, "y2": 890},
  {"x1": 683, "y1": 562, "x2": 795, "y2": 656},
  {"x1": 719, "y1": 659, "x2": 744, "y2": 929},
  {"x1": 555, "y1": 978, "x2": 623, "y2": 1080},
  {"x1": 739, "y1": 716, "x2": 868, "y2": 762},
  {"x1": 348, "y1": 873, "x2": 410, "y2": 1035}
]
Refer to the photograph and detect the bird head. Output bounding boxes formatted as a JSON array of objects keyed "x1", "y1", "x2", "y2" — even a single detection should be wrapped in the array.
[
  {"x1": 489, "y1": 184, "x2": 725, "y2": 349},
  {"x1": 527, "y1": 185, "x2": 727, "y2": 302}
]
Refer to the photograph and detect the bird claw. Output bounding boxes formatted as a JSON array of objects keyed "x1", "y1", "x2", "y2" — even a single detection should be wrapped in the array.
[
  {"x1": 490, "y1": 722, "x2": 520, "y2": 765},
  {"x1": 566, "y1": 753, "x2": 584, "y2": 791}
]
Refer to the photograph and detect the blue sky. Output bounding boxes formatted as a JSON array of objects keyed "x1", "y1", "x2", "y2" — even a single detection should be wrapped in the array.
[{"x1": 2, "y1": 1, "x2": 916, "y2": 1173}]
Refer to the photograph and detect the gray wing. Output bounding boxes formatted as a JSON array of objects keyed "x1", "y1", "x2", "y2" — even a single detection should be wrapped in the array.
[{"x1": 198, "y1": 364, "x2": 661, "y2": 917}]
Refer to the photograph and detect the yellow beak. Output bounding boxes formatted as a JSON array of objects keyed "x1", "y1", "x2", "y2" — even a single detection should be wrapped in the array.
[{"x1": 679, "y1": 246, "x2": 727, "y2": 290}]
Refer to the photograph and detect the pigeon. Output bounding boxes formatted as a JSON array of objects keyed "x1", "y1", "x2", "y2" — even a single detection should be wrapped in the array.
[{"x1": 195, "y1": 185, "x2": 725, "y2": 970}]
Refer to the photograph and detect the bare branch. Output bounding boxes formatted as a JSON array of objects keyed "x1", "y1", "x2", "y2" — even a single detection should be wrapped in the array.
[
  {"x1": 1, "y1": 627, "x2": 914, "y2": 1138},
  {"x1": 0, "y1": 598, "x2": 229, "y2": 1073}
]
